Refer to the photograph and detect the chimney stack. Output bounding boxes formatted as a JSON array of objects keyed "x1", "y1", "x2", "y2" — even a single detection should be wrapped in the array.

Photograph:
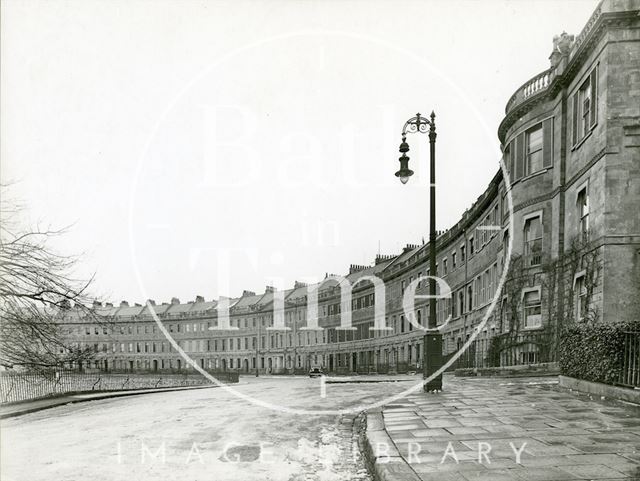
[
  {"x1": 375, "y1": 254, "x2": 395, "y2": 265},
  {"x1": 170, "y1": 297, "x2": 180, "y2": 305},
  {"x1": 403, "y1": 244, "x2": 419, "y2": 253},
  {"x1": 349, "y1": 264, "x2": 368, "y2": 274}
]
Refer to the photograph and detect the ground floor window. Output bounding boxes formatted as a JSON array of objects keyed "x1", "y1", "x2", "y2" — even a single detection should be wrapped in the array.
[
  {"x1": 522, "y1": 289, "x2": 542, "y2": 329},
  {"x1": 575, "y1": 274, "x2": 587, "y2": 321},
  {"x1": 520, "y1": 351, "x2": 539, "y2": 364}
]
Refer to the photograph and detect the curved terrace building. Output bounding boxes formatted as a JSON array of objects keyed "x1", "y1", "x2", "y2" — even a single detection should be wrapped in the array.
[{"x1": 62, "y1": 0, "x2": 640, "y2": 375}]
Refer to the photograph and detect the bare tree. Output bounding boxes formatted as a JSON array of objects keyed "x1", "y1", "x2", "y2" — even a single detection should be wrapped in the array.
[
  {"x1": 0, "y1": 190, "x2": 103, "y2": 370},
  {"x1": 560, "y1": 235, "x2": 602, "y2": 325},
  {"x1": 488, "y1": 235, "x2": 603, "y2": 367},
  {"x1": 487, "y1": 254, "x2": 541, "y2": 366},
  {"x1": 501, "y1": 254, "x2": 528, "y2": 334}
]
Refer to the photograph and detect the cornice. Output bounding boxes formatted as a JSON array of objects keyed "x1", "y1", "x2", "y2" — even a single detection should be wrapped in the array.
[{"x1": 498, "y1": 6, "x2": 640, "y2": 144}]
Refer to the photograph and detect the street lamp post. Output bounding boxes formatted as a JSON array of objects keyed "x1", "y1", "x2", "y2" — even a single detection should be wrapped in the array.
[
  {"x1": 395, "y1": 111, "x2": 443, "y2": 392},
  {"x1": 255, "y1": 317, "x2": 261, "y2": 377}
]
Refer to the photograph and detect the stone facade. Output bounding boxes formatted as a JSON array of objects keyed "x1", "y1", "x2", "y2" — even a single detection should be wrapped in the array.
[{"x1": 61, "y1": 0, "x2": 640, "y2": 374}]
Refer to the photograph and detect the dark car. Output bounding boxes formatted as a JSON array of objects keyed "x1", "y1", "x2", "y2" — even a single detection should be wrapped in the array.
[{"x1": 309, "y1": 367, "x2": 324, "y2": 378}]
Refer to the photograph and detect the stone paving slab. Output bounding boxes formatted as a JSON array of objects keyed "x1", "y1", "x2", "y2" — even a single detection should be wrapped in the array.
[{"x1": 373, "y1": 376, "x2": 640, "y2": 480}]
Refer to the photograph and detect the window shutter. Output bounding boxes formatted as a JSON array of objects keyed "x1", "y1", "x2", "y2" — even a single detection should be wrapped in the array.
[
  {"x1": 542, "y1": 118, "x2": 553, "y2": 168},
  {"x1": 589, "y1": 66, "x2": 598, "y2": 127},
  {"x1": 514, "y1": 133, "x2": 525, "y2": 180},
  {"x1": 572, "y1": 93, "x2": 578, "y2": 145}
]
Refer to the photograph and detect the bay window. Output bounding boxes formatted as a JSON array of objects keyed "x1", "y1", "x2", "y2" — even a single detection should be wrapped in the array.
[
  {"x1": 524, "y1": 214, "x2": 543, "y2": 266},
  {"x1": 525, "y1": 124, "x2": 543, "y2": 175},
  {"x1": 522, "y1": 289, "x2": 542, "y2": 329},
  {"x1": 572, "y1": 65, "x2": 598, "y2": 145},
  {"x1": 577, "y1": 187, "x2": 589, "y2": 240}
]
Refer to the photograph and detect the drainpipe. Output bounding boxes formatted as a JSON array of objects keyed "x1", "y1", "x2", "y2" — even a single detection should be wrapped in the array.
[{"x1": 463, "y1": 228, "x2": 469, "y2": 342}]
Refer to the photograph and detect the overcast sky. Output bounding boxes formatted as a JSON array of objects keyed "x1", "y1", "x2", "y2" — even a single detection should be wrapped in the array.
[{"x1": 2, "y1": 0, "x2": 598, "y2": 305}]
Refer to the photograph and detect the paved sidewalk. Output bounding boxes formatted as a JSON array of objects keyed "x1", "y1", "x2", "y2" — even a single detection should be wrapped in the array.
[
  {"x1": 326, "y1": 374, "x2": 418, "y2": 383},
  {"x1": 0, "y1": 384, "x2": 219, "y2": 420},
  {"x1": 368, "y1": 376, "x2": 640, "y2": 481}
]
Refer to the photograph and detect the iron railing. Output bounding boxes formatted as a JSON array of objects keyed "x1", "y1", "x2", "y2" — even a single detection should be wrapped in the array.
[
  {"x1": 618, "y1": 331, "x2": 640, "y2": 388},
  {"x1": 450, "y1": 331, "x2": 556, "y2": 370},
  {"x1": 376, "y1": 363, "x2": 390, "y2": 374},
  {"x1": 0, "y1": 370, "x2": 239, "y2": 404}
]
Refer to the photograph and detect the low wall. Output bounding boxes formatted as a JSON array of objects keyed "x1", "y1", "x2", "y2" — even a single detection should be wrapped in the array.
[
  {"x1": 454, "y1": 362, "x2": 560, "y2": 377},
  {"x1": 559, "y1": 375, "x2": 640, "y2": 405}
]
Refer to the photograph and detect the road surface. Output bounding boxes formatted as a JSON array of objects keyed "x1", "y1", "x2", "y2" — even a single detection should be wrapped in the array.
[{"x1": 1, "y1": 375, "x2": 414, "y2": 481}]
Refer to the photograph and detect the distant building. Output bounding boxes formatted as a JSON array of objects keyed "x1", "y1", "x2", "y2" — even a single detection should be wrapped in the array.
[{"x1": 60, "y1": 0, "x2": 639, "y2": 374}]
